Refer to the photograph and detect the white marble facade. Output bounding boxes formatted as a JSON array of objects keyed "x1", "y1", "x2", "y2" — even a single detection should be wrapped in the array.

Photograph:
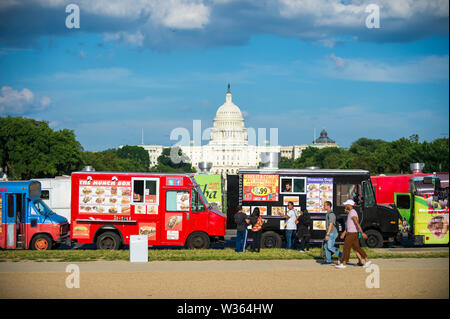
[{"x1": 139, "y1": 86, "x2": 338, "y2": 175}]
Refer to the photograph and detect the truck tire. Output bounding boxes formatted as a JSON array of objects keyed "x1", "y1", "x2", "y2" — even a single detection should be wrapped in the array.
[
  {"x1": 31, "y1": 234, "x2": 53, "y2": 251},
  {"x1": 96, "y1": 231, "x2": 121, "y2": 250},
  {"x1": 362, "y1": 230, "x2": 384, "y2": 248},
  {"x1": 186, "y1": 232, "x2": 210, "y2": 249},
  {"x1": 261, "y1": 231, "x2": 282, "y2": 249}
]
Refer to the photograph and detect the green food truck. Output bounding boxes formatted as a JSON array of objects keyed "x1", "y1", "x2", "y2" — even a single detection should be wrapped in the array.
[{"x1": 394, "y1": 175, "x2": 449, "y2": 245}]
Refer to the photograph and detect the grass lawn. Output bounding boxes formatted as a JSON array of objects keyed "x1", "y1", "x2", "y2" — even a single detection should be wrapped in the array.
[{"x1": 0, "y1": 247, "x2": 447, "y2": 262}]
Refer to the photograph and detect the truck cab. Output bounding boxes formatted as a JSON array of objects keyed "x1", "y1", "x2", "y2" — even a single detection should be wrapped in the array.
[{"x1": 0, "y1": 181, "x2": 70, "y2": 250}]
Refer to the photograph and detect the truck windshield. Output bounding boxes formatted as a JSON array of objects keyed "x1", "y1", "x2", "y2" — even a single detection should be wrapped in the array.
[
  {"x1": 195, "y1": 185, "x2": 210, "y2": 209},
  {"x1": 32, "y1": 199, "x2": 54, "y2": 216}
]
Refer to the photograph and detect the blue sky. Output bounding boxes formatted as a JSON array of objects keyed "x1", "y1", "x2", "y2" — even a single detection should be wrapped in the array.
[{"x1": 0, "y1": 0, "x2": 448, "y2": 151}]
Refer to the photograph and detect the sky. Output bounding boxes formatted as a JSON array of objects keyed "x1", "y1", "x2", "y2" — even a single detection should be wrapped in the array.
[{"x1": 0, "y1": 0, "x2": 448, "y2": 151}]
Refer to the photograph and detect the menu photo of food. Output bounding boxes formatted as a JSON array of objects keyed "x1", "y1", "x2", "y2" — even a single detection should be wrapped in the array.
[
  {"x1": 94, "y1": 187, "x2": 106, "y2": 196},
  {"x1": 283, "y1": 196, "x2": 300, "y2": 206},
  {"x1": 271, "y1": 206, "x2": 286, "y2": 216},
  {"x1": 176, "y1": 191, "x2": 190, "y2": 211},
  {"x1": 147, "y1": 204, "x2": 159, "y2": 215},
  {"x1": 135, "y1": 204, "x2": 146, "y2": 214},
  {"x1": 72, "y1": 221, "x2": 90, "y2": 238},
  {"x1": 307, "y1": 191, "x2": 320, "y2": 199},
  {"x1": 320, "y1": 191, "x2": 333, "y2": 199},
  {"x1": 320, "y1": 184, "x2": 333, "y2": 192},
  {"x1": 307, "y1": 184, "x2": 320, "y2": 192},
  {"x1": 280, "y1": 220, "x2": 287, "y2": 230},
  {"x1": 139, "y1": 223, "x2": 157, "y2": 240},
  {"x1": 313, "y1": 220, "x2": 326, "y2": 230},
  {"x1": 165, "y1": 213, "x2": 183, "y2": 231},
  {"x1": 427, "y1": 215, "x2": 449, "y2": 239},
  {"x1": 81, "y1": 187, "x2": 93, "y2": 195},
  {"x1": 242, "y1": 206, "x2": 251, "y2": 215},
  {"x1": 251, "y1": 206, "x2": 268, "y2": 215},
  {"x1": 121, "y1": 188, "x2": 131, "y2": 197}
]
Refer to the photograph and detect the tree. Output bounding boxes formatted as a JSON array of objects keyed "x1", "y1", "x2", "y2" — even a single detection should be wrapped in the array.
[
  {"x1": 81, "y1": 149, "x2": 148, "y2": 172},
  {"x1": 151, "y1": 147, "x2": 196, "y2": 173},
  {"x1": 0, "y1": 116, "x2": 83, "y2": 179},
  {"x1": 117, "y1": 145, "x2": 150, "y2": 169}
]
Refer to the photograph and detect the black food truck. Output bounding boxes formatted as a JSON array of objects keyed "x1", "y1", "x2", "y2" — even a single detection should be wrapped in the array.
[{"x1": 227, "y1": 168, "x2": 400, "y2": 248}]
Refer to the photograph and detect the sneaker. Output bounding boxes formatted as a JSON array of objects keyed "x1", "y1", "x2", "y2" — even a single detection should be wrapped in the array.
[
  {"x1": 335, "y1": 264, "x2": 347, "y2": 269},
  {"x1": 299, "y1": 250, "x2": 305, "y2": 253},
  {"x1": 363, "y1": 261, "x2": 372, "y2": 268},
  {"x1": 322, "y1": 261, "x2": 332, "y2": 265}
]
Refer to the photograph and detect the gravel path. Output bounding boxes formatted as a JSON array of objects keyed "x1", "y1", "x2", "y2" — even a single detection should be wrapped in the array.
[{"x1": 0, "y1": 258, "x2": 448, "y2": 299}]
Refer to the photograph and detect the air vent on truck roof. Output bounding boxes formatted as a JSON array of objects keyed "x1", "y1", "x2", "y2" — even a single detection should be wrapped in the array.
[
  {"x1": 82, "y1": 166, "x2": 96, "y2": 172},
  {"x1": 260, "y1": 152, "x2": 280, "y2": 169},
  {"x1": 410, "y1": 163, "x2": 425, "y2": 174}
]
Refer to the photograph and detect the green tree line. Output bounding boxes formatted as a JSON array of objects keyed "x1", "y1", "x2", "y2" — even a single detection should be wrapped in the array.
[
  {"x1": 1, "y1": 116, "x2": 447, "y2": 179},
  {"x1": 0, "y1": 116, "x2": 195, "y2": 180},
  {"x1": 279, "y1": 135, "x2": 449, "y2": 174}
]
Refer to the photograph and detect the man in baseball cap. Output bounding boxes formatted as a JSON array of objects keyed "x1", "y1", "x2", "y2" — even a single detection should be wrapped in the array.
[{"x1": 335, "y1": 199, "x2": 372, "y2": 269}]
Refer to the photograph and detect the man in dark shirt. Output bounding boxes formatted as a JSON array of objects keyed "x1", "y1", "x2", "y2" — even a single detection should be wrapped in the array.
[{"x1": 234, "y1": 206, "x2": 250, "y2": 252}]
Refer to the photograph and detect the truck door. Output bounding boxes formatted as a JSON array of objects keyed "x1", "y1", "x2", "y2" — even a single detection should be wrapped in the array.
[
  {"x1": 163, "y1": 189, "x2": 191, "y2": 245},
  {"x1": 5, "y1": 194, "x2": 17, "y2": 249},
  {"x1": 394, "y1": 193, "x2": 413, "y2": 231}
]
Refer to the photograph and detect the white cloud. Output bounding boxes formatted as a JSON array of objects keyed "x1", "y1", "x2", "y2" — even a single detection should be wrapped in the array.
[
  {"x1": 104, "y1": 31, "x2": 145, "y2": 47},
  {"x1": 0, "y1": 86, "x2": 51, "y2": 115},
  {"x1": 1, "y1": 0, "x2": 447, "y2": 49},
  {"x1": 320, "y1": 54, "x2": 449, "y2": 83}
]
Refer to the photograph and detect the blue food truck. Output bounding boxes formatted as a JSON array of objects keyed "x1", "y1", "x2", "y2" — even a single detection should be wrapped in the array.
[{"x1": 0, "y1": 180, "x2": 70, "y2": 250}]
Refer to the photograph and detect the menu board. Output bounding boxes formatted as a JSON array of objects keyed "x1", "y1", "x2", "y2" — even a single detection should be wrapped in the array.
[
  {"x1": 306, "y1": 178, "x2": 333, "y2": 213},
  {"x1": 243, "y1": 174, "x2": 279, "y2": 202},
  {"x1": 79, "y1": 185, "x2": 131, "y2": 214}
]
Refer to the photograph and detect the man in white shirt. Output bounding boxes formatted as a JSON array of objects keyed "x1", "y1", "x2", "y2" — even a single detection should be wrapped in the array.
[{"x1": 283, "y1": 201, "x2": 298, "y2": 249}]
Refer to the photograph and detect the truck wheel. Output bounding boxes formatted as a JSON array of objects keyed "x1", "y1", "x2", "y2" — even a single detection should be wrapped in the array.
[
  {"x1": 186, "y1": 232, "x2": 210, "y2": 249},
  {"x1": 96, "y1": 231, "x2": 121, "y2": 250},
  {"x1": 363, "y1": 230, "x2": 384, "y2": 248},
  {"x1": 31, "y1": 234, "x2": 53, "y2": 251},
  {"x1": 261, "y1": 231, "x2": 282, "y2": 249}
]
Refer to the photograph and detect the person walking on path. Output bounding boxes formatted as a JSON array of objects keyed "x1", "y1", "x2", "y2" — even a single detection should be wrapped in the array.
[
  {"x1": 323, "y1": 201, "x2": 342, "y2": 264},
  {"x1": 335, "y1": 200, "x2": 372, "y2": 269},
  {"x1": 249, "y1": 207, "x2": 265, "y2": 252},
  {"x1": 283, "y1": 201, "x2": 298, "y2": 250},
  {"x1": 296, "y1": 208, "x2": 312, "y2": 252},
  {"x1": 234, "y1": 205, "x2": 250, "y2": 252}
]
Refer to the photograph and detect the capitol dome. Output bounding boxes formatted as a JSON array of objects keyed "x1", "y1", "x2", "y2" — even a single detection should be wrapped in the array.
[{"x1": 209, "y1": 84, "x2": 248, "y2": 146}]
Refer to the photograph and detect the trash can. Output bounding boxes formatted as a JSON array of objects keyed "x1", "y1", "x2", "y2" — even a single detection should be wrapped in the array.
[{"x1": 130, "y1": 235, "x2": 148, "y2": 262}]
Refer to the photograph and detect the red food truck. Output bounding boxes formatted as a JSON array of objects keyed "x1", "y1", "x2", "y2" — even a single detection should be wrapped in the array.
[{"x1": 71, "y1": 172, "x2": 226, "y2": 249}]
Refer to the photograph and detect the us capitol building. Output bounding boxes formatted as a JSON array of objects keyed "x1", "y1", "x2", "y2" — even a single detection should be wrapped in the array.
[{"x1": 139, "y1": 85, "x2": 338, "y2": 175}]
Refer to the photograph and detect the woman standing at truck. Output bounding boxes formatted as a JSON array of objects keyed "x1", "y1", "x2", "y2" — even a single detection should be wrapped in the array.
[
  {"x1": 296, "y1": 209, "x2": 312, "y2": 252},
  {"x1": 249, "y1": 207, "x2": 264, "y2": 252}
]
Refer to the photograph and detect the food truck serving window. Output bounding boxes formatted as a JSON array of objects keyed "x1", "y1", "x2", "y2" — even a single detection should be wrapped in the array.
[
  {"x1": 280, "y1": 177, "x2": 306, "y2": 194},
  {"x1": 336, "y1": 184, "x2": 361, "y2": 206},
  {"x1": 132, "y1": 178, "x2": 159, "y2": 204}
]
